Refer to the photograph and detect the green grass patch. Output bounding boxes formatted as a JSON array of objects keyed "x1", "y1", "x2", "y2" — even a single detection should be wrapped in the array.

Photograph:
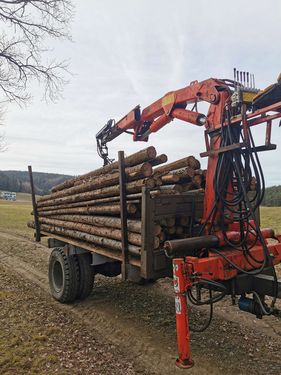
[{"x1": 0, "y1": 198, "x2": 34, "y2": 238}]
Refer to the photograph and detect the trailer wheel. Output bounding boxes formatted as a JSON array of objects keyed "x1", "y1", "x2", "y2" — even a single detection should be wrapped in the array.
[
  {"x1": 76, "y1": 253, "x2": 94, "y2": 300},
  {"x1": 48, "y1": 247, "x2": 79, "y2": 303}
]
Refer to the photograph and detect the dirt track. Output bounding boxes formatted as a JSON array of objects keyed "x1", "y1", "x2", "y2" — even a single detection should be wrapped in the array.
[{"x1": 1, "y1": 230, "x2": 281, "y2": 375}]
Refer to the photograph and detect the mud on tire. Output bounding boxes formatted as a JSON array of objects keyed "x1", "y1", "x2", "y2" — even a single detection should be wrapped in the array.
[{"x1": 48, "y1": 247, "x2": 79, "y2": 303}]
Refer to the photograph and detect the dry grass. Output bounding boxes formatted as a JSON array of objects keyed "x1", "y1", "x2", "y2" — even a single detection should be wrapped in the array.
[
  {"x1": 0, "y1": 193, "x2": 34, "y2": 238},
  {"x1": 260, "y1": 206, "x2": 281, "y2": 234}
]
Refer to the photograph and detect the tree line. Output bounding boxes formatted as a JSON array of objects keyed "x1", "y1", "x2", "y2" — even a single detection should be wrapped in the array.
[
  {"x1": 262, "y1": 185, "x2": 281, "y2": 207},
  {"x1": 0, "y1": 170, "x2": 72, "y2": 196}
]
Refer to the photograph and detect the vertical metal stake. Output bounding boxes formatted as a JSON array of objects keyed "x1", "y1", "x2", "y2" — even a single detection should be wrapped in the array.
[
  {"x1": 118, "y1": 151, "x2": 128, "y2": 280},
  {"x1": 173, "y1": 258, "x2": 194, "y2": 369},
  {"x1": 28, "y1": 165, "x2": 41, "y2": 242}
]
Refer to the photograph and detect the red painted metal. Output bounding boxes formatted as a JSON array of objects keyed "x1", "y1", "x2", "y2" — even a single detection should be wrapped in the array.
[
  {"x1": 173, "y1": 259, "x2": 194, "y2": 369},
  {"x1": 99, "y1": 76, "x2": 281, "y2": 369},
  {"x1": 149, "y1": 114, "x2": 172, "y2": 133},
  {"x1": 171, "y1": 108, "x2": 206, "y2": 126},
  {"x1": 172, "y1": 241, "x2": 281, "y2": 369},
  {"x1": 114, "y1": 106, "x2": 140, "y2": 131},
  {"x1": 188, "y1": 241, "x2": 281, "y2": 281}
]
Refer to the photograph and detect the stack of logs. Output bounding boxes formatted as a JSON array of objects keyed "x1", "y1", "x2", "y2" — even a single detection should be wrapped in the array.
[{"x1": 28, "y1": 147, "x2": 206, "y2": 258}]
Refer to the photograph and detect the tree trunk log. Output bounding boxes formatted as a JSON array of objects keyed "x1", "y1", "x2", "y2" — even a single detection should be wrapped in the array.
[
  {"x1": 39, "y1": 217, "x2": 143, "y2": 246},
  {"x1": 166, "y1": 217, "x2": 176, "y2": 228},
  {"x1": 38, "y1": 195, "x2": 141, "y2": 211},
  {"x1": 154, "y1": 236, "x2": 160, "y2": 249},
  {"x1": 159, "y1": 231, "x2": 166, "y2": 243},
  {"x1": 161, "y1": 174, "x2": 180, "y2": 184},
  {"x1": 39, "y1": 162, "x2": 153, "y2": 203},
  {"x1": 172, "y1": 167, "x2": 195, "y2": 178},
  {"x1": 167, "y1": 226, "x2": 176, "y2": 235},
  {"x1": 153, "y1": 156, "x2": 196, "y2": 176},
  {"x1": 179, "y1": 215, "x2": 190, "y2": 226},
  {"x1": 152, "y1": 186, "x2": 182, "y2": 194},
  {"x1": 39, "y1": 214, "x2": 142, "y2": 233},
  {"x1": 149, "y1": 154, "x2": 168, "y2": 167},
  {"x1": 181, "y1": 182, "x2": 198, "y2": 192},
  {"x1": 38, "y1": 203, "x2": 137, "y2": 217},
  {"x1": 38, "y1": 178, "x2": 155, "y2": 208},
  {"x1": 153, "y1": 224, "x2": 162, "y2": 236},
  {"x1": 51, "y1": 146, "x2": 156, "y2": 192},
  {"x1": 28, "y1": 222, "x2": 141, "y2": 256},
  {"x1": 176, "y1": 226, "x2": 184, "y2": 235}
]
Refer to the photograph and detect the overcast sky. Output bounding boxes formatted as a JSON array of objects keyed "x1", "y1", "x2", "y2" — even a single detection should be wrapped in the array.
[{"x1": 1, "y1": 0, "x2": 281, "y2": 186}]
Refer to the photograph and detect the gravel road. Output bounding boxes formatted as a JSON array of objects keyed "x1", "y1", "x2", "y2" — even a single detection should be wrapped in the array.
[{"x1": 1, "y1": 230, "x2": 281, "y2": 375}]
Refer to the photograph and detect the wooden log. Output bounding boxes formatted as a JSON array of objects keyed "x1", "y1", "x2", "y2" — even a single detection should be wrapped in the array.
[
  {"x1": 149, "y1": 154, "x2": 168, "y2": 167},
  {"x1": 126, "y1": 162, "x2": 153, "y2": 180},
  {"x1": 28, "y1": 222, "x2": 141, "y2": 256},
  {"x1": 159, "y1": 231, "x2": 166, "y2": 243},
  {"x1": 154, "y1": 236, "x2": 160, "y2": 250},
  {"x1": 176, "y1": 226, "x2": 184, "y2": 235},
  {"x1": 159, "y1": 218, "x2": 167, "y2": 227},
  {"x1": 74, "y1": 162, "x2": 153, "y2": 186},
  {"x1": 166, "y1": 217, "x2": 176, "y2": 228},
  {"x1": 187, "y1": 156, "x2": 201, "y2": 170},
  {"x1": 51, "y1": 146, "x2": 157, "y2": 192},
  {"x1": 38, "y1": 178, "x2": 155, "y2": 208},
  {"x1": 153, "y1": 156, "x2": 196, "y2": 176},
  {"x1": 40, "y1": 214, "x2": 142, "y2": 233},
  {"x1": 38, "y1": 194, "x2": 141, "y2": 211},
  {"x1": 173, "y1": 167, "x2": 195, "y2": 178},
  {"x1": 38, "y1": 203, "x2": 137, "y2": 217},
  {"x1": 39, "y1": 217, "x2": 142, "y2": 246},
  {"x1": 161, "y1": 174, "x2": 180, "y2": 184},
  {"x1": 155, "y1": 185, "x2": 183, "y2": 194},
  {"x1": 150, "y1": 188, "x2": 180, "y2": 196},
  {"x1": 167, "y1": 226, "x2": 176, "y2": 235},
  {"x1": 181, "y1": 182, "x2": 198, "y2": 192},
  {"x1": 154, "y1": 177, "x2": 163, "y2": 186},
  {"x1": 39, "y1": 162, "x2": 153, "y2": 203},
  {"x1": 179, "y1": 215, "x2": 190, "y2": 226},
  {"x1": 153, "y1": 224, "x2": 162, "y2": 236},
  {"x1": 192, "y1": 174, "x2": 203, "y2": 187},
  {"x1": 37, "y1": 199, "x2": 140, "y2": 213},
  {"x1": 173, "y1": 184, "x2": 184, "y2": 193}
]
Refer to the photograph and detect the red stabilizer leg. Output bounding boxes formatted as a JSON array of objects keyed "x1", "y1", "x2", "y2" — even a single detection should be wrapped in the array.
[{"x1": 173, "y1": 259, "x2": 194, "y2": 369}]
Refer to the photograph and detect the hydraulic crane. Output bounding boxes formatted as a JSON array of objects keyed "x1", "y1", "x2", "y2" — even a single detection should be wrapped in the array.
[{"x1": 96, "y1": 71, "x2": 281, "y2": 368}]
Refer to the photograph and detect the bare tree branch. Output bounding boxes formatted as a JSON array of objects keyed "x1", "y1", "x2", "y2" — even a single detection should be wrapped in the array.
[{"x1": 0, "y1": 0, "x2": 73, "y2": 104}]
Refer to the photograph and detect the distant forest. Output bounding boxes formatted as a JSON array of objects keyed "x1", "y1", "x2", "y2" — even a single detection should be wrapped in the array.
[
  {"x1": 262, "y1": 185, "x2": 281, "y2": 207},
  {"x1": 0, "y1": 170, "x2": 72, "y2": 196}
]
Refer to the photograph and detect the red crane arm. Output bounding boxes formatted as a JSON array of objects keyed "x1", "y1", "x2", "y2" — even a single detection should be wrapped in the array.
[{"x1": 113, "y1": 78, "x2": 230, "y2": 141}]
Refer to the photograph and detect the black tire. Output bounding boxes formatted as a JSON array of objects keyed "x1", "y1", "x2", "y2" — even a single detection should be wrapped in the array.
[
  {"x1": 48, "y1": 247, "x2": 79, "y2": 303},
  {"x1": 76, "y1": 252, "x2": 94, "y2": 300}
]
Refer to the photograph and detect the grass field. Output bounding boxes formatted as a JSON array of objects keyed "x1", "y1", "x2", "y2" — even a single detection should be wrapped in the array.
[
  {"x1": 260, "y1": 207, "x2": 281, "y2": 233},
  {"x1": 0, "y1": 193, "x2": 34, "y2": 238}
]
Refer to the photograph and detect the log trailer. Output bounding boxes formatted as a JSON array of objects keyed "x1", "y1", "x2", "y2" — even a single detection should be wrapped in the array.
[
  {"x1": 95, "y1": 70, "x2": 281, "y2": 368},
  {"x1": 29, "y1": 70, "x2": 281, "y2": 369}
]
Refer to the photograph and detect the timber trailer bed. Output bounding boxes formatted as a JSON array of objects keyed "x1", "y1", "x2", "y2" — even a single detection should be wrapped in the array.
[{"x1": 29, "y1": 166, "x2": 204, "y2": 284}]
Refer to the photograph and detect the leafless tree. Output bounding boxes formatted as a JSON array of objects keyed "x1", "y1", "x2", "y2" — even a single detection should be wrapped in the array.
[{"x1": 0, "y1": 0, "x2": 73, "y2": 104}]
